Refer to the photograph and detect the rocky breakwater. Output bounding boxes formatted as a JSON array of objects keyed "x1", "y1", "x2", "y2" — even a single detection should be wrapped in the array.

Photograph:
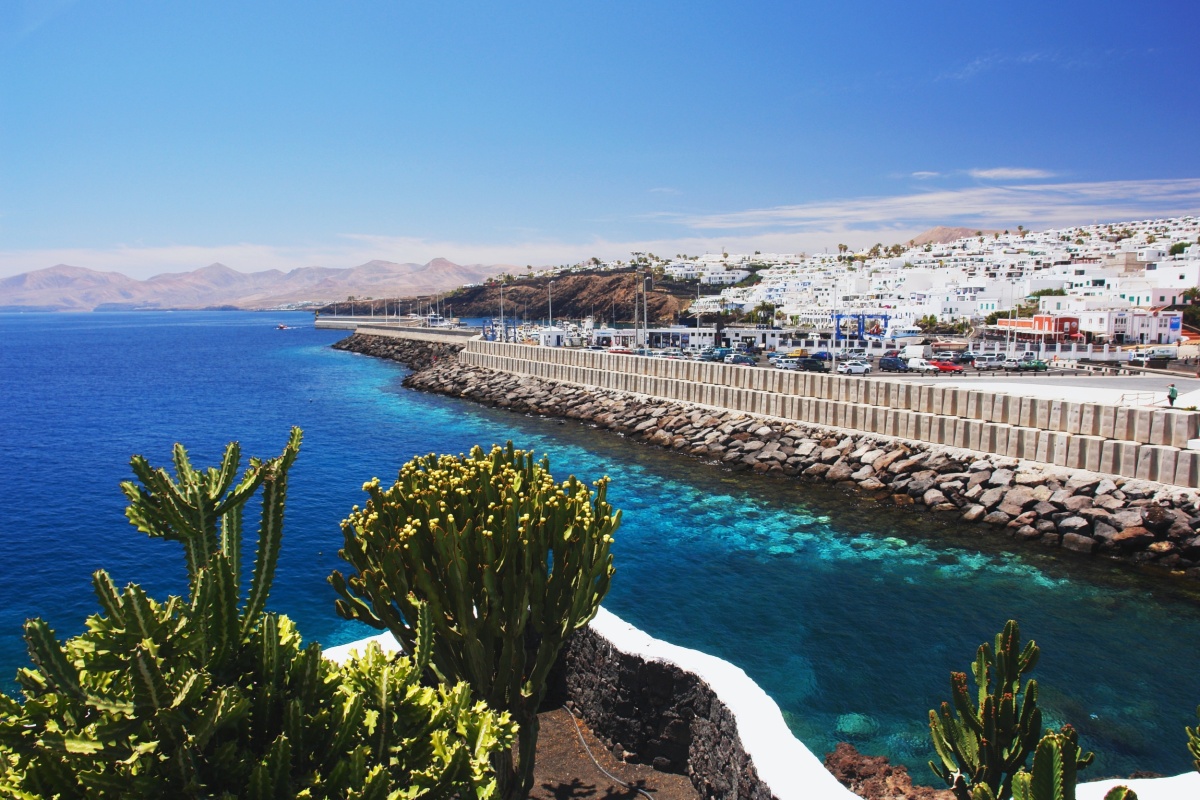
[
  {"x1": 402, "y1": 358, "x2": 1200, "y2": 580},
  {"x1": 331, "y1": 332, "x2": 464, "y2": 371}
]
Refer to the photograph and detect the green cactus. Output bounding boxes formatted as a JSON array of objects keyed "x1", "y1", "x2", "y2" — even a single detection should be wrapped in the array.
[
  {"x1": 1188, "y1": 705, "x2": 1200, "y2": 772},
  {"x1": 929, "y1": 620, "x2": 1051, "y2": 800},
  {"x1": 330, "y1": 442, "x2": 620, "y2": 800},
  {"x1": 1101, "y1": 787, "x2": 1139, "y2": 800},
  {"x1": 1007, "y1": 726, "x2": 1093, "y2": 800},
  {"x1": 0, "y1": 429, "x2": 514, "y2": 799}
]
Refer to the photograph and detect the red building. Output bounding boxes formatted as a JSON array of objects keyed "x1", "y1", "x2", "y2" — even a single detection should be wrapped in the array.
[{"x1": 993, "y1": 314, "x2": 1081, "y2": 342}]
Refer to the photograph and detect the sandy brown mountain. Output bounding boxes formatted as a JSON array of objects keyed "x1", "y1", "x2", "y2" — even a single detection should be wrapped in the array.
[{"x1": 0, "y1": 259, "x2": 515, "y2": 311}]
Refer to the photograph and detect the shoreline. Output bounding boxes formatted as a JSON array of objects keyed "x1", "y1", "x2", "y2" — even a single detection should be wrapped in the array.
[{"x1": 334, "y1": 332, "x2": 1200, "y2": 584}]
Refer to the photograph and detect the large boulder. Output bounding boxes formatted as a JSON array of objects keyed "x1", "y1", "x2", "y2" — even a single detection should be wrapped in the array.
[
  {"x1": 1062, "y1": 533, "x2": 1097, "y2": 554},
  {"x1": 979, "y1": 487, "x2": 1007, "y2": 510},
  {"x1": 997, "y1": 486, "x2": 1038, "y2": 516},
  {"x1": 1110, "y1": 526, "x2": 1156, "y2": 552},
  {"x1": 1062, "y1": 495, "x2": 1094, "y2": 512},
  {"x1": 988, "y1": 468, "x2": 1015, "y2": 487},
  {"x1": 923, "y1": 489, "x2": 949, "y2": 507},
  {"x1": 871, "y1": 447, "x2": 909, "y2": 471},
  {"x1": 1142, "y1": 505, "x2": 1175, "y2": 534},
  {"x1": 962, "y1": 504, "x2": 987, "y2": 522},
  {"x1": 1110, "y1": 509, "x2": 1145, "y2": 530},
  {"x1": 1057, "y1": 516, "x2": 1091, "y2": 534},
  {"x1": 827, "y1": 462, "x2": 856, "y2": 482}
]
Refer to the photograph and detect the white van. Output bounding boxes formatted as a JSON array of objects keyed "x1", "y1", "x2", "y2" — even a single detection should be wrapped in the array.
[
  {"x1": 976, "y1": 354, "x2": 1005, "y2": 370},
  {"x1": 908, "y1": 358, "x2": 939, "y2": 373}
]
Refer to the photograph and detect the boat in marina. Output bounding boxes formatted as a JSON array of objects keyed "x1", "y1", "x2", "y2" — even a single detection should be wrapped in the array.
[{"x1": 883, "y1": 323, "x2": 925, "y2": 345}]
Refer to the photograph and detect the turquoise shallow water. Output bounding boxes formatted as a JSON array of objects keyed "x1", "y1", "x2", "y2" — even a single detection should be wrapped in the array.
[{"x1": 1, "y1": 311, "x2": 1198, "y2": 781}]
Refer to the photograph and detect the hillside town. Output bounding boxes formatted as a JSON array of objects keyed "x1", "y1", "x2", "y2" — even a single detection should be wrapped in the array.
[{"x1": 515, "y1": 215, "x2": 1200, "y2": 349}]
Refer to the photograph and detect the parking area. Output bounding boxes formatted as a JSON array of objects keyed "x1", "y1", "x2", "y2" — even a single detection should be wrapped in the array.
[{"x1": 860, "y1": 368, "x2": 1200, "y2": 408}]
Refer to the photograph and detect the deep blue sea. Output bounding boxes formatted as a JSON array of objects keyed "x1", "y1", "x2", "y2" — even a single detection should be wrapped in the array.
[{"x1": 2, "y1": 311, "x2": 1199, "y2": 781}]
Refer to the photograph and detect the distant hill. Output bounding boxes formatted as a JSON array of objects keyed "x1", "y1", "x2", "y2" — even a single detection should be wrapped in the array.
[
  {"x1": 0, "y1": 259, "x2": 516, "y2": 311},
  {"x1": 909, "y1": 226, "x2": 1001, "y2": 246},
  {"x1": 320, "y1": 270, "x2": 716, "y2": 324}
]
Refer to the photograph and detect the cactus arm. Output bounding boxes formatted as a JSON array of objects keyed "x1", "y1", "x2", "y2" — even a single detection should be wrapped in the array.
[
  {"x1": 23, "y1": 620, "x2": 82, "y2": 699},
  {"x1": 221, "y1": 505, "x2": 242, "y2": 596},
  {"x1": 1188, "y1": 705, "x2": 1200, "y2": 772},
  {"x1": 91, "y1": 571, "x2": 125, "y2": 629},
  {"x1": 211, "y1": 441, "x2": 241, "y2": 502},
  {"x1": 240, "y1": 428, "x2": 302, "y2": 638},
  {"x1": 1103, "y1": 787, "x2": 1138, "y2": 800},
  {"x1": 129, "y1": 645, "x2": 170, "y2": 714},
  {"x1": 1028, "y1": 736, "x2": 1064, "y2": 800},
  {"x1": 1010, "y1": 772, "x2": 1032, "y2": 800}
]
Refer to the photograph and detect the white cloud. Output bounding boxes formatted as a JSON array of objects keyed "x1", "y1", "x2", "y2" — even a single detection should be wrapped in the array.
[
  {"x1": 911, "y1": 171, "x2": 941, "y2": 180},
  {"x1": 968, "y1": 167, "x2": 1056, "y2": 180},
  {"x1": 939, "y1": 51, "x2": 1077, "y2": 81},
  {"x1": 2, "y1": 177, "x2": 1196, "y2": 280},
  {"x1": 669, "y1": 177, "x2": 1200, "y2": 233}
]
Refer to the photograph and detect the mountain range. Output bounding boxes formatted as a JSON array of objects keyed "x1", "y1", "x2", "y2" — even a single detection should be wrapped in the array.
[{"x1": 0, "y1": 259, "x2": 515, "y2": 311}]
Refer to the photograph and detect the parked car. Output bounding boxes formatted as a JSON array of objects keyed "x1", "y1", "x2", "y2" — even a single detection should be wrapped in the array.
[
  {"x1": 1000, "y1": 358, "x2": 1022, "y2": 369},
  {"x1": 1128, "y1": 353, "x2": 1170, "y2": 368},
  {"x1": 935, "y1": 351, "x2": 958, "y2": 360},
  {"x1": 907, "y1": 358, "x2": 940, "y2": 373},
  {"x1": 975, "y1": 354, "x2": 1005, "y2": 370},
  {"x1": 1016, "y1": 359, "x2": 1049, "y2": 371},
  {"x1": 846, "y1": 348, "x2": 874, "y2": 361},
  {"x1": 930, "y1": 360, "x2": 965, "y2": 373},
  {"x1": 725, "y1": 354, "x2": 757, "y2": 366},
  {"x1": 774, "y1": 357, "x2": 801, "y2": 370},
  {"x1": 953, "y1": 352, "x2": 976, "y2": 365},
  {"x1": 798, "y1": 357, "x2": 830, "y2": 372},
  {"x1": 837, "y1": 360, "x2": 872, "y2": 375},
  {"x1": 882, "y1": 349, "x2": 901, "y2": 358},
  {"x1": 878, "y1": 356, "x2": 910, "y2": 372},
  {"x1": 698, "y1": 347, "x2": 732, "y2": 362},
  {"x1": 810, "y1": 350, "x2": 832, "y2": 361}
]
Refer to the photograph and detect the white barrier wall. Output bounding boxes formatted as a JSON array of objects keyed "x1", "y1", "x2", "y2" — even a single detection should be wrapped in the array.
[{"x1": 459, "y1": 340, "x2": 1200, "y2": 487}]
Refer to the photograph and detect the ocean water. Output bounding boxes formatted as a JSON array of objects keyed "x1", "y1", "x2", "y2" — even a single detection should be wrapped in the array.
[{"x1": 1, "y1": 311, "x2": 1198, "y2": 782}]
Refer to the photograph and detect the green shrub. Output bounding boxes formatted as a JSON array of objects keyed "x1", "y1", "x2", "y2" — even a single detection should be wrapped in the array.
[
  {"x1": 0, "y1": 429, "x2": 513, "y2": 799},
  {"x1": 331, "y1": 443, "x2": 619, "y2": 800}
]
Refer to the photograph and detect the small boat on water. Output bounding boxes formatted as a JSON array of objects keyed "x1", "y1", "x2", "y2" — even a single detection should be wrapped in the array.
[{"x1": 276, "y1": 323, "x2": 290, "y2": 330}]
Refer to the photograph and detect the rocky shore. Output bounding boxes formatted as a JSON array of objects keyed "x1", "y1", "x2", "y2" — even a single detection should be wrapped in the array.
[
  {"x1": 337, "y1": 333, "x2": 1200, "y2": 580},
  {"x1": 331, "y1": 332, "x2": 465, "y2": 370}
]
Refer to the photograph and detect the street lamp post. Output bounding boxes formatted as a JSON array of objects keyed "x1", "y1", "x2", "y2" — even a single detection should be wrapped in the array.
[{"x1": 548, "y1": 280, "x2": 554, "y2": 329}]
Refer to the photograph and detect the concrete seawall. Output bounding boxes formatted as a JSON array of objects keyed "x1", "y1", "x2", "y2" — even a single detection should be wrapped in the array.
[{"x1": 460, "y1": 340, "x2": 1200, "y2": 488}]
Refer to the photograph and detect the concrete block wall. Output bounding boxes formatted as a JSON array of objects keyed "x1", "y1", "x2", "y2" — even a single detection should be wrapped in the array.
[{"x1": 451, "y1": 339, "x2": 1200, "y2": 486}]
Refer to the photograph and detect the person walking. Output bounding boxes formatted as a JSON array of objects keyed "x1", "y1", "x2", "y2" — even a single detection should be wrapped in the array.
[{"x1": 1168, "y1": 383, "x2": 1178, "y2": 407}]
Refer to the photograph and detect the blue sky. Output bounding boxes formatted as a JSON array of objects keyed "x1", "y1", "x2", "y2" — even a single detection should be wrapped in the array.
[{"x1": 2, "y1": 0, "x2": 1198, "y2": 278}]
